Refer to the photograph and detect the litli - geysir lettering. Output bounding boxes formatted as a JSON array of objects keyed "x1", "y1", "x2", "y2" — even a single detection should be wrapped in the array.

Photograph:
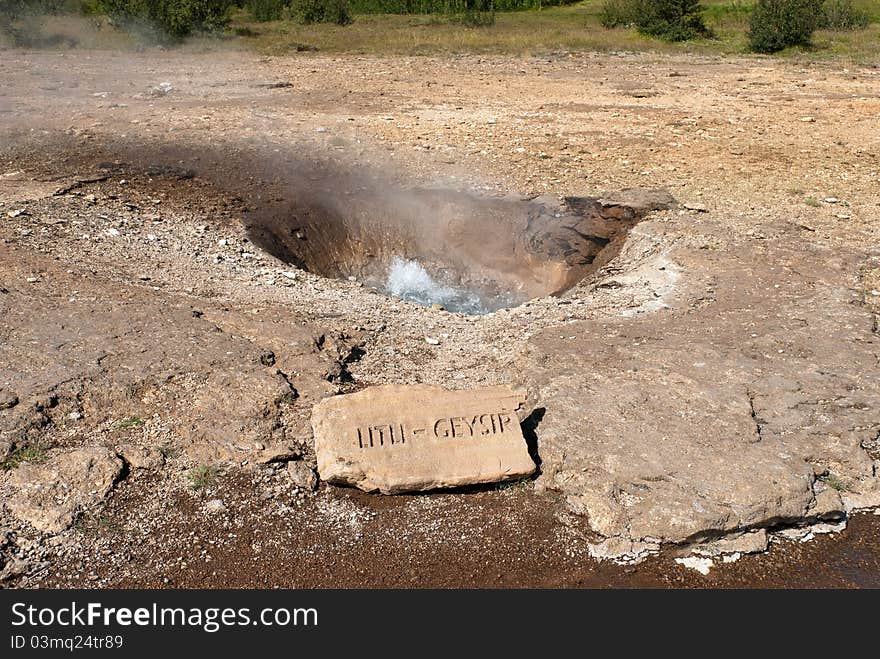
[{"x1": 356, "y1": 412, "x2": 514, "y2": 448}]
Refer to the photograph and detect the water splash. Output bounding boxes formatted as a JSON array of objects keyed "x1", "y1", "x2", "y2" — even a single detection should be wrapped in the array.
[{"x1": 382, "y1": 257, "x2": 512, "y2": 315}]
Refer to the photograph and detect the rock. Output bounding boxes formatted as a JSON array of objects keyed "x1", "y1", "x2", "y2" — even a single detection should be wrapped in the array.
[
  {"x1": 6, "y1": 447, "x2": 123, "y2": 533},
  {"x1": 775, "y1": 526, "x2": 812, "y2": 541},
  {"x1": 588, "y1": 536, "x2": 659, "y2": 563},
  {"x1": 520, "y1": 223, "x2": 880, "y2": 551},
  {"x1": 205, "y1": 499, "x2": 227, "y2": 514},
  {"x1": 116, "y1": 444, "x2": 165, "y2": 471},
  {"x1": 251, "y1": 445, "x2": 300, "y2": 464},
  {"x1": 812, "y1": 519, "x2": 846, "y2": 535},
  {"x1": 0, "y1": 557, "x2": 30, "y2": 581},
  {"x1": 150, "y1": 82, "x2": 173, "y2": 97},
  {"x1": 287, "y1": 460, "x2": 318, "y2": 491},
  {"x1": 842, "y1": 489, "x2": 880, "y2": 512},
  {"x1": 597, "y1": 188, "x2": 677, "y2": 214},
  {"x1": 312, "y1": 384, "x2": 536, "y2": 494},
  {"x1": 675, "y1": 556, "x2": 713, "y2": 575},
  {"x1": 810, "y1": 487, "x2": 845, "y2": 520},
  {"x1": 425, "y1": 337, "x2": 440, "y2": 345},
  {"x1": 254, "y1": 81, "x2": 293, "y2": 89},
  {"x1": 0, "y1": 390, "x2": 19, "y2": 409},
  {"x1": 683, "y1": 202, "x2": 709, "y2": 213},
  {"x1": 694, "y1": 530, "x2": 768, "y2": 557}
]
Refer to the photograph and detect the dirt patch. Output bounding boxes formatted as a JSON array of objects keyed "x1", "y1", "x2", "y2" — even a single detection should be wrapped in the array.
[{"x1": 24, "y1": 466, "x2": 880, "y2": 589}]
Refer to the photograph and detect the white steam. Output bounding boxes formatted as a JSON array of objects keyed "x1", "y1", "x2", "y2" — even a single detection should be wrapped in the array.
[{"x1": 384, "y1": 257, "x2": 492, "y2": 315}]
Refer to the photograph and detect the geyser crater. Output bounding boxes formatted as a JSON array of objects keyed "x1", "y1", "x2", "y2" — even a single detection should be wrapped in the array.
[{"x1": 245, "y1": 185, "x2": 676, "y2": 314}]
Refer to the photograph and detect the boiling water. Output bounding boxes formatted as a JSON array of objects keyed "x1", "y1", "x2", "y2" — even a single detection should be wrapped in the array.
[{"x1": 382, "y1": 257, "x2": 514, "y2": 315}]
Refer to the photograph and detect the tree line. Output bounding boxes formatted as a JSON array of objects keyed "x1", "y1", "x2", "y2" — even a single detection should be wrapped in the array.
[{"x1": 0, "y1": 0, "x2": 873, "y2": 50}]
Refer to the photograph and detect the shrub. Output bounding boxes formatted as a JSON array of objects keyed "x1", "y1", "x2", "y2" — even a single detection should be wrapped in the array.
[
  {"x1": 821, "y1": 0, "x2": 869, "y2": 30},
  {"x1": 323, "y1": 0, "x2": 352, "y2": 24},
  {"x1": 600, "y1": 0, "x2": 642, "y2": 28},
  {"x1": 98, "y1": 0, "x2": 235, "y2": 40},
  {"x1": 748, "y1": 0, "x2": 824, "y2": 53},
  {"x1": 288, "y1": 0, "x2": 352, "y2": 24},
  {"x1": 345, "y1": 0, "x2": 572, "y2": 11},
  {"x1": 188, "y1": 464, "x2": 218, "y2": 490},
  {"x1": 451, "y1": 0, "x2": 495, "y2": 26},
  {"x1": 640, "y1": 0, "x2": 711, "y2": 40},
  {"x1": 248, "y1": 0, "x2": 288, "y2": 21},
  {"x1": 600, "y1": 0, "x2": 711, "y2": 41}
]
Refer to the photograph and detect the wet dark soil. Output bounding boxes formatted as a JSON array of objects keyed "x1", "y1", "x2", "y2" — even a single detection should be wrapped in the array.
[{"x1": 34, "y1": 470, "x2": 880, "y2": 589}]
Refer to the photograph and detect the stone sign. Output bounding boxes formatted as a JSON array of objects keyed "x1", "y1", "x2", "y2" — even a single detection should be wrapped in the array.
[{"x1": 312, "y1": 384, "x2": 536, "y2": 493}]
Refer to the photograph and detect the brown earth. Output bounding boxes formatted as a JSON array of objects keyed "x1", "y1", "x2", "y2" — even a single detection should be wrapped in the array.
[{"x1": 0, "y1": 47, "x2": 879, "y2": 587}]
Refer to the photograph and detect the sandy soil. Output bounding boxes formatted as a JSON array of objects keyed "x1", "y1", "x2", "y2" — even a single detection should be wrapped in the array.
[{"x1": 1, "y1": 47, "x2": 878, "y2": 587}]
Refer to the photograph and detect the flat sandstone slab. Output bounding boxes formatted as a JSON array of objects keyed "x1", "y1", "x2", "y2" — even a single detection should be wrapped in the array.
[{"x1": 312, "y1": 384, "x2": 535, "y2": 493}]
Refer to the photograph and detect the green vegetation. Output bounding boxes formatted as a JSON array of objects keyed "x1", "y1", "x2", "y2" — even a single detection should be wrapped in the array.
[
  {"x1": 819, "y1": 472, "x2": 847, "y2": 491},
  {"x1": 230, "y1": 1, "x2": 878, "y2": 59},
  {"x1": 601, "y1": 0, "x2": 711, "y2": 41},
  {"x1": 804, "y1": 197, "x2": 821, "y2": 207},
  {"x1": 73, "y1": 511, "x2": 118, "y2": 534},
  {"x1": 243, "y1": 0, "x2": 508, "y2": 26},
  {"x1": 600, "y1": 0, "x2": 639, "y2": 27},
  {"x1": 821, "y1": 0, "x2": 869, "y2": 29},
  {"x1": 0, "y1": 445, "x2": 47, "y2": 471},
  {"x1": 115, "y1": 415, "x2": 145, "y2": 429},
  {"x1": 289, "y1": 0, "x2": 352, "y2": 24},
  {"x1": 748, "y1": 0, "x2": 822, "y2": 52},
  {"x1": 243, "y1": 0, "x2": 574, "y2": 18},
  {"x1": 97, "y1": 0, "x2": 235, "y2": 38},
  {"x1": 1, "y1": 0, "x2": 235, "y2": 41},
  {"x1": 188, "y1": 464, "x2": 219, "y2": 490},
  {"x1": 341, "y1": 0, "x2": 575, "y2": 12},
  {"x1": 247, "y1": 0, "x2": 287, "y2": 20},
  {"x1": 495, "y1": 476, "x2": 532, "y2": 491},
  {"x1": 1, "y1": 1, "x2": 878, "y2": 60},
  {"x1": 276, "y1": 391, "x2": 297, "y2": 405}
]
